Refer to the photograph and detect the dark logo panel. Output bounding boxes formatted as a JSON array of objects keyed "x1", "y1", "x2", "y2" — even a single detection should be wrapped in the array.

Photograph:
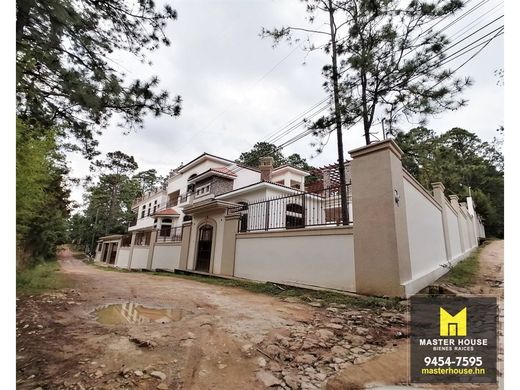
[{"x1": 410, "y1": 296, "x2": 497, "y2": 383}]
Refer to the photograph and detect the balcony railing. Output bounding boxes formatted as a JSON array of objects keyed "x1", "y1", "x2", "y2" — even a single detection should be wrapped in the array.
[
  {"x1": 228, "y1": 183, "x2": 352, "y2": 232},
  {"x1": 156, "y1": 226, "x2": 183, "y2": 243}
]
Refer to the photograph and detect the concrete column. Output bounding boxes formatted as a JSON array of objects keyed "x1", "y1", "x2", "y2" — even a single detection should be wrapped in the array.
[
  {"x1": 178, "y1": 222, "x2": 192, "y2": 270},
  {"x1": 431, "y1": 182, "x2": 452, "y2": 262},
  {"x1": 449, "y1": 195, "x2": 466, "y2": 254},
  {"x1": 127, "y1": 232, "x2": 137, "y2": 270},
  {"x1": 349, "y1": 139, "x2": 412, "y2": 297},
  {"x1": 466, "y1": 197, "x2": 479, "y2": 247},
  {"x1": 221, "y1": 214, "x2": 240, "y2": 276},
  {"x1": 146, "y1": 230, "x2": 158, "y2": 270}
]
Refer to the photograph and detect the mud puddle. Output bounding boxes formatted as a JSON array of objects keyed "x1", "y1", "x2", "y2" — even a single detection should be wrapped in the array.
[{"x1": 95, "y1": 302, "x2": 184, "y2": 325}]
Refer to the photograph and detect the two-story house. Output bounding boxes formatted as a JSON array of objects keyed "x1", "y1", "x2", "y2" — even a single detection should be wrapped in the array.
[{"x1": 95, "y1": 152, "x2": 310, "y2": 273}]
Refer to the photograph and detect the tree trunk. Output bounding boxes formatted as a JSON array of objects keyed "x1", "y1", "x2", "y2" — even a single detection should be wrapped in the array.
[{"x1": 328, "y1": 0, "x2": 350, "y2": 225}]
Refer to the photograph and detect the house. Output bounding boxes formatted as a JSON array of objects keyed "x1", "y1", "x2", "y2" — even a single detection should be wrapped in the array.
[
  {"x1": 95, "y1": 140, "x2": 485, "y2": 298},
  {"x1": 96, "y1": 153, "x2": 314, "y2": 273}
]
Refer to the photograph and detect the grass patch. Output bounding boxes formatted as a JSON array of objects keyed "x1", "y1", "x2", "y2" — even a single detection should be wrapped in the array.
[
  {"x1": 89, "y1": 260, "x2": 402, "y2": 310},
  {"x1": 16, "y1": 260, "x2": 70, "y2": 294},
  {"x1": 160, "y1": 272, "x2": 404, "y2": 310},
  {"x1": 440, "y1": 242, "x2": 490, "y2": 287}
]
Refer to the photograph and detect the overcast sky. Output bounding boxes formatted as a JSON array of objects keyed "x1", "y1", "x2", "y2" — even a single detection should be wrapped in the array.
[{"x1": 67, "y1": 0, "x2": 504, "y2": 206}]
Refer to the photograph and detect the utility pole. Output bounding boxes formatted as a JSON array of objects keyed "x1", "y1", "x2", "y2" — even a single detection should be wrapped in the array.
[{"x1": 328, "y1": 0, "x2": 349, "y2": 225}]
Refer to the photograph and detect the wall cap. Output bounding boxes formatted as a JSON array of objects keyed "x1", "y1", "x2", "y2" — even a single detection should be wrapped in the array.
[
  {"x1": 431, "y1": 182, "x2": 445, "y2": 192},
  {"x1": 449, "y1": 194, "x2": 459, "y2": 201},
  {"x1": 348, "y1": 139, "x2": 403, "y2": 160}
]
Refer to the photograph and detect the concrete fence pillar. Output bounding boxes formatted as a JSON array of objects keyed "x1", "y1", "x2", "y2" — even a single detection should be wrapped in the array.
[
  {"x1": 349, "y1": 139, "x2": 412, "y2": 297},
  {"x1": 431, "y1": 182, "x2": 452, "y2": 262},
  {"x1": 449, "y1": 195, "x2": 466, "y2": 254},
  {"x1": 146, "y1": 230, "x2": 158, "y2": 270},
  {"x1": 178, "y1": 222, "x2": 192, "y2": 270},
  {"x1": 220, "y1": 214, "x2": 240, "y2": 276},
  {"x1": 127, "y1": 232, "x2": 137, "y2": 270}
]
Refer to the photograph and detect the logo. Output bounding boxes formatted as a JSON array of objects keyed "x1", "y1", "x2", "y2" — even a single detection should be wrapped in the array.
[{"x1": 440, "y1": 307, "x2": 467, "y2": 336}]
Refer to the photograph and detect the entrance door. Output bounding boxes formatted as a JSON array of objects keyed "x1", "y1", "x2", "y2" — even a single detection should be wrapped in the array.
[{"x1": 196, "y1": 225, "x2": 213, "y2": 272}]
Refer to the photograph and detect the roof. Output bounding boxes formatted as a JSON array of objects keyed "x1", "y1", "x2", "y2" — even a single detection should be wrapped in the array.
[
  {"x1": 211, "y1": 167, "x2": 238, "y2": 176},
  {"x1": 215, "y1": 180, "x2": 305, "y2": 200},
  {"x1": 272, "y1": 164, "x2": 311, "y2": 177},
  {"x1": 152, "y1": 208, "x2": 179, "y2": 217},
  {"x1": 187, "y1": 166, "x2": 238, "y2": 183},
  {"x1": 175, "y1": 152, "x2": 261, "y2": 174}
]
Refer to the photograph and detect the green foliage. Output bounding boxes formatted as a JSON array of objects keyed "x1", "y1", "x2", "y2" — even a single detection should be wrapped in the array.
[
  {"x1": 69, "y1": 151, "x2": 143, "y2": 251},
  {"x1": 440, "y1": 246, "x2": 484, "y2": 287},
  {"x1": 93, "y1": 264, "x2": 403, "y2": 310},
  {"x1": 133, "y1": 169, "x2": 165, "y2": 196},
  {"x1": 16, "y1": 120, "x2": 70, "y2": 266},
  {"x1": 262, "y1": 0, "x2": 469, "y2": 145},
  {"x1": 16, "y1": 0, "x2": 181, "y2": 158},
  {"x1": 237, "y1": 142, "x2": 319, "y2": 184},
  {"x1": 236, "y1": 142, "x2": 287, "y2": 168},
  {"x1": 16, "y1": 259, "x2": 69, "y2": 294},
  {"x1": 395, "y1": 127, "x2": 503, "y2": 237}
]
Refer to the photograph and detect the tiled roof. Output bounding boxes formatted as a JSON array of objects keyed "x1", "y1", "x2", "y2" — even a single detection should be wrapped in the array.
[
  {"x1": 153, "y1": 208, "x2": 179, "y2": 216},
  {"x1": 211, "y1": 167, "x2": 238, "y2": 177}
]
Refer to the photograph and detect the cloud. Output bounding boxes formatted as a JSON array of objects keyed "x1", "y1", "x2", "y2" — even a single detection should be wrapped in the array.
[{"x1": 67, "y1": 0, "x2": 504, "y2": 205}]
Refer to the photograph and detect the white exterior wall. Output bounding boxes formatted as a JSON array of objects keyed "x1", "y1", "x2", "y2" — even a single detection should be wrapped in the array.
[
  {"x1": 130, "y1": 191, "x2": 168, "y2": 232},
  {"x1": 234, "y1": 231, "x2": 355, "y2": 291},
  {"x1": 232, "y1": 167, "x2": 261, "y2": 190},
  {"x1": 131, "y1": 215, "x2": 155, "y2": 231},
  {"x1": 403, "y1": 179, "x2": 447, "y2": 280},
  {"x1": 116, "y1": 248, "x2": 131, "y2": 268},
  {"x1": 458, "y1": 209, "x2": 470, "y2": 253},
  {"x1": 131, "y1": 247, "x2": 149, "y2": 269},
  {"x1": 445, "y1": 201, "x2": 463, "y2": 259},
  {"x1": 151, "y1": 244, "x2": 181, "y2": 270}
]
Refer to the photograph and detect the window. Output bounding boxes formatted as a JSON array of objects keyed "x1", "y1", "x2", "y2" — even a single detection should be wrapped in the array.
[
  {"x1": 286, "y1": 203, "x2": 304, "y2": 229},
  {"x1": 160, "y1": 218, "x2": 172, "y2": 237},
  {"x1": 135, "y1": 231, "x2": 152, "y2": 246},
  {"x1": 141, "y1": 205, "x2": 146, "y2": 218},
  {"x1": 169, "y1": 190, "x2": 180, "y2": 206},
  {"x1": 147, "y1": 203, "x2": 151, "y2": 216},
  {"x1": 238, "y1": 202, "x2": 248, "y2": 232},
  {"x1": 121, "y1": 235, "x2": 132, "y2": 247}
]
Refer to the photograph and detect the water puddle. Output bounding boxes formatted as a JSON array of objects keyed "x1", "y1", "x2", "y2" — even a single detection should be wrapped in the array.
[{"x1": 95, "y1": 302, "x2": 184, "y2": 325}]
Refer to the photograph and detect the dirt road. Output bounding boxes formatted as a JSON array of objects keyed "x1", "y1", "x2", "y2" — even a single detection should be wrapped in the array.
[
  {"x1": 325, "y1": 240, "x2": 504, "y2": 390},
  {"x1": 16, "y1": 248, "x2": 407, "y2": 390}
]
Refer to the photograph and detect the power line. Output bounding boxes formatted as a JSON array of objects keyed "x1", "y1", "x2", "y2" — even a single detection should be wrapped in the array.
[
  {"x1": 259, "y1": 97, "x2": 329, "y2": 144},
  {"x1": 276, "y1": 21, "x2": 502, "y2": 150},
  {"x1": 254, "y1": 0, "x2": 502, "y2": 152}
]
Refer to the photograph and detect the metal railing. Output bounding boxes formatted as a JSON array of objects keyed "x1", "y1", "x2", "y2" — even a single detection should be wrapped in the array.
[
  {"x1": 156, "y1": 226, "x2": 183, "y2": 243},
  {"x1": 228, "y1": 183, "x2": 352, "y2": 232}
]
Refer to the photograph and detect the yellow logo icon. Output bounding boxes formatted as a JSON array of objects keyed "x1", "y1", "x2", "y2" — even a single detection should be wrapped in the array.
[{"x1": 440, "y1": 307, "x2": 467, "y2": 336}]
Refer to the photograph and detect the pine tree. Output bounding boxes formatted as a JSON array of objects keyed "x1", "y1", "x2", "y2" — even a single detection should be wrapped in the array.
[{"x1": 16, "y1": 0, "x2": 182, "y2": 158}]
